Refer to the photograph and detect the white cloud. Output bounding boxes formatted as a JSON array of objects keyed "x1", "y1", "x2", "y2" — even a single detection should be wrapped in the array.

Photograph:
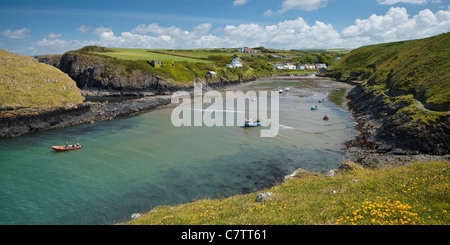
[
  {"x1": 193, "y1": 23, "x2": 212, "y2": 34},
  {"x1": 342, "y1": 7, "x2": 450, "y2": 46},
  {"x1": 233, "y1": 0, "x2": 248, "y2": 6},
  {"x1": 76, "y1": 25, "x2": 92, "y2": 33},
  {"x1": 26, "y1": 6, "x2": 450, "y2": 55},
  {"x1": 92, "y1": 26, "x2": 113, "y2": 36},
  {"x1": 47, "y1": 33, "x2": 62, "y2": 39},
  {"x1": 1, "y1": 28, "x2": 30, "y2": 39},
  {"x1": 377, "y1": 0, "x2": 439, "y2": 5},
  {"x1": 264, "y1": 10, "x2": 273, "y2": 16},
  {"x1": 277, "y1": 0, "x2": 329, "y2": 14}
]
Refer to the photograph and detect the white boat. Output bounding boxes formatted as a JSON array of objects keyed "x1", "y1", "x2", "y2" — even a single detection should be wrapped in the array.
[
  {"x1": 244, "y1": 118, "x2": 261, "y2": 127},
  {"x1": 285, "y1": 88, "x2": 290, "y2": 91},
  {"x1": 279, "y1": 90, "x2": 283, "y2": 93}
]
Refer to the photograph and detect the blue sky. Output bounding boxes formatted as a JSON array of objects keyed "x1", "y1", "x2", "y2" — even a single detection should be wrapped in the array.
[{"x1": 1, "y1": 0, "x2": 449, "y2": 55}]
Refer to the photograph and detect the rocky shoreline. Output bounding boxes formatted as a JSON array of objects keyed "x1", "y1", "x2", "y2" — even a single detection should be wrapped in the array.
[
  {"x1": 0, "y1": 95, "x2": 172, "y2": 139},
  {"x1": 0, "y1": 77, "x2": 258, "y2": 139},
  {"x1": 343, "y1": 83, "x2": 450, "y2": 168},
  {"x1": 1, "y1": 76, "x2": 448, "y2": 168}
]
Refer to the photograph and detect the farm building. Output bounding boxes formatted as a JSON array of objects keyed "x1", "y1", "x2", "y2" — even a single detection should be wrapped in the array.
[{"x1": 238, "y1": 47, "x2": 261, "y2": 53}]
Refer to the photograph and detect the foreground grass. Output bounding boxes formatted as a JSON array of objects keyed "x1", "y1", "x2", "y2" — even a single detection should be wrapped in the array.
[{"x1": 125, "y1": 161, "x2": 449, "y2": 225}]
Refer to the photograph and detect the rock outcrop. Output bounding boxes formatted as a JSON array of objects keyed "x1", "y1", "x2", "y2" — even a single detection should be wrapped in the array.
[
  {"x1": 50, "y1": 53, "x2": 178, "y2": 97},
  {"x1": 37, "y1": 52, "x2": 257, "y2": 98},
  {"x1": 346, "y1": 84, "x2": 450, "y2": 157},
  {"x1": 0, "y1": 96, "x2": 172, "y2": 139}
]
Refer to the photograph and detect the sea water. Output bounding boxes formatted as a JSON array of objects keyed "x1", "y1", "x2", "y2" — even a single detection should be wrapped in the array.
[{"x1": 0, "y1": 78, "x2": 358, "y2": 224}]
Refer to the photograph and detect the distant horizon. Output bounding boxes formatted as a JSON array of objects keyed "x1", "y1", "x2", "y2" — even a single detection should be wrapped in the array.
[{"x1": 1, "y1": 0, "x2": 449, "y2": 56}]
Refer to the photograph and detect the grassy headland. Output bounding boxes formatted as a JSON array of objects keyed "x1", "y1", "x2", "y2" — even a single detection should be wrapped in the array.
[
  {"x1": 125, "y1": 161, "x2": 449, "y2": 225},
  {"x1": 327, "y1": 32, "x2": 450, "y2": 111},
  {"x1": 0, "y1": 49, "x2": 84, "y2": 108},
  {"x1": 68, "y1": 46, "x2": 343, "y2": 84}
]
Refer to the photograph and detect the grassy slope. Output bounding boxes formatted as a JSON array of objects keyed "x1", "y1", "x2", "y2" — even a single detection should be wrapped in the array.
[
  {"x1": 125, "y1": 161, "x2": 449, "y2": 225},
  {"x1": 0, "y1": 49, "x2": 84, "y2": 108},
  {"x1": 95, "y1": 48, "x2": 212, "y2": 63},
  {"x1": 327, "y1": 33, "x2": 450, "y2": 109},
  {"x1": 73, "y1": 47, "x2": 274, "y2": 84}
]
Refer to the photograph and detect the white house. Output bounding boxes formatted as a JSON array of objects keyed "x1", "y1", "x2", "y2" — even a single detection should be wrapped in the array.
[
  {"x1": 305, "y1": 64, "x2": 316, "y2": 70},
  {"x1": 316, "y1": 64, "x2": 327, "y2": 69},
  {"x1": 208, "y1": 71, "x2": 217, "y2": 77},
  {"x1": 297, "y1": 65, "x2": 305, "y2": 70},
  {"x1": 285, "y1": 63, "x2": 296, "y2": 70},
  {"x1": 227, "y1": 57, "x2": 243, "y2": 68},
  {"x1": 275, "y1": 63, "x2": 296, "y2": 70}
]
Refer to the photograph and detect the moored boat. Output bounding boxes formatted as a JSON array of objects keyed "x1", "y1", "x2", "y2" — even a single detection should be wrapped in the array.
[
  {"x1": 311, "y1": 106, "x2": 318, "y2": 110},
  {"x1": 52, "y1": 143, "x2": 82, "y2": 152},
  {"x1": 244, "y1": 118, "x2": 261, "y2": 127},
  {"x1": 323, "y1": 115, "x2": 329, "y2": 120}
]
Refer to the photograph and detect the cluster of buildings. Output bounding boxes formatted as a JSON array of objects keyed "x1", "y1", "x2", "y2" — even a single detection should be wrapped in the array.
[
  {"x1": 274, "y1": 63, "x2": 327, "y2": 71},
  {"x1": 238, "y1": 47, "x2": 261, "y2": 53}
]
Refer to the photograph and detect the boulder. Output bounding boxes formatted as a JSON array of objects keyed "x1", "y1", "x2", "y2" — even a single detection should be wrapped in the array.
[
  {"x1": 256, "y1": 192, "x2": 275, "y2": 202},
  {"x1": 339, "y1": 161, "x2": 362, "y2": 172}
]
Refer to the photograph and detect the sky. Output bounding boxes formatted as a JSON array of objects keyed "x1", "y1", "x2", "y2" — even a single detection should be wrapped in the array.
[{"x1": 1, "y1": 0, "x2": 449, "y2": 55}]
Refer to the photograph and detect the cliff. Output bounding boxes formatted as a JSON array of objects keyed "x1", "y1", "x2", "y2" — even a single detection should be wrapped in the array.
[
  {"x1": 346, "y1": 84, "x2": 450, "y2": 158},
  {"x1": 37, "y1": 48, "x2": 259, "y2": 97},
  {"x1": 322, "y1": 33, "x2": 450, "y2": 157},
  {"x1": 49, "y1": 52, "x2": 178, "y2": 97},
  {"x1": 327, "y1": 32, "x2": 450, "y2": 111}
]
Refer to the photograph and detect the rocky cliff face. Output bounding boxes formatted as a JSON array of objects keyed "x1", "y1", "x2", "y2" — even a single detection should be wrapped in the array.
[
  {"x1": 38, "y1": 53, "x2": 186, "y2": 97},
  {"x1": 37, "y1": 52, "x2": 259, "y2": 98},
  {"x1": 346, "y1": 85, "x2": 450, "y2": 156}
]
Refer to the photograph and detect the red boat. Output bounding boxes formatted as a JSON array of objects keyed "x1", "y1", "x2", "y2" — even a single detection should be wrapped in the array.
[
  {"x1": 323, "y1": 115, "x2": 329, "y2": 120},
  {"x1": 51, "y1": 144, "x2": 82, "y2": 152}
]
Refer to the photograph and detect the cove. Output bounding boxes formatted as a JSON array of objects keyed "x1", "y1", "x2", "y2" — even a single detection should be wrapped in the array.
[{"x1": 0, "y1": 77, "x2": 358, "y2": 224}]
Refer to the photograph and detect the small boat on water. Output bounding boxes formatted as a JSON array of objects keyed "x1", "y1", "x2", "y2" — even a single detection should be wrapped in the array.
[
  {"x1": 52, "y1": 143, "x2": 82, "y2": 152},
  {"x1": 244, "y1": 118, "x2": 261, "y2": 127},
  {"x1": 285, "y1": 88, "x2": 290, "y2": 91},
  {"x1": 318, "y1": 99, "x2": 325, "y2": 103},
  {"x1": 323, "y1": 115, "x2": 329, "y2": 120},
  {"x1": 311, "y1": 106, "x2": 318, "y2": 110},
  {"x1": 279, "y1": 90, "x2": 283, "y2": 93}
]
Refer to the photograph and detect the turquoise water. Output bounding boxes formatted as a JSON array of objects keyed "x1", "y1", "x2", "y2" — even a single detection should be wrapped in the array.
[{"x1": 0, "y1": 79, "x2": 358, "y2": 224}]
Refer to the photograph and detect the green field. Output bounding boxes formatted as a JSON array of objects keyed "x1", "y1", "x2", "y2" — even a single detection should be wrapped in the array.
[
  {"x1": 71, "y1": 45, "x2": 344, "y2": 84},
  {"x1": 94, "y1": 48, "x2": 212, "y2": 63}
]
